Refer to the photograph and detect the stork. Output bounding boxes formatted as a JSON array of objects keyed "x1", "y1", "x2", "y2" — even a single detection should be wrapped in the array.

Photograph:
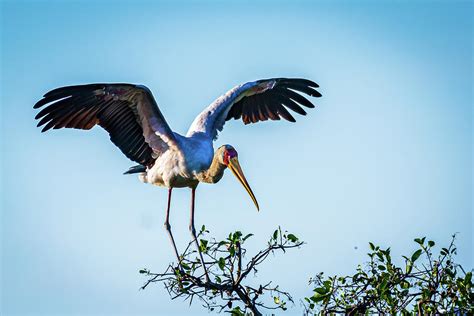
[{"x1": 34, "y1": 78, "x2": 321, "y2": 280}]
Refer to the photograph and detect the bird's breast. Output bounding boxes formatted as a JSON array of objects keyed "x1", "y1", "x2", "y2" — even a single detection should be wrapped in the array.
[{"x1": 144, "y1": 135, "x2": 213, "y2": 188}]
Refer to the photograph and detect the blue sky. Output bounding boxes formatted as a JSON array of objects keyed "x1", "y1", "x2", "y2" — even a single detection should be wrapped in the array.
[{"x1": 1, "y1": 1, "x2": 472, "y2": 315}]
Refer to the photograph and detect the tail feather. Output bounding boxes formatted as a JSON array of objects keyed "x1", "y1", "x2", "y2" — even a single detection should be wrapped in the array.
[{"x1": 123, "y1": 165, "x2": 146, "y2": 175}]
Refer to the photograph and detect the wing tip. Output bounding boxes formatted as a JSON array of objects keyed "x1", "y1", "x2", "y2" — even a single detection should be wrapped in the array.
[
  {"x1": 33, "y1": 98, "x2": 48, "y2": 109},
  {"x1": 278, "y1": 78, "x2": 322, "y2": 99}
]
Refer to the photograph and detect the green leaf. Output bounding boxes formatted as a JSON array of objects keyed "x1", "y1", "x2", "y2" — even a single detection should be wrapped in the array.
[
  {"x1": 314, "y1": 287, "x2": 328, "y2": 295},
  {"x1": 199, "y1": 239, "x2": 208, "y2": 253},
  {"x1": 243, "y1": 233, "x2": 254, "y2": 241},
  {"x1": 230, "y1": 306, "x2": 244, "y2": 316},
  {"x1": 139, "y1": 269, "x2": 148, "y2": 274},
  {"x1": 379, "y1": 277, "x2": 388, "y2": 291},
  {"x1": 310, "y1": 293, "x2": 328, "y2": 303},
  {"x1": 414, "y1": 237, "x2": 425, "y2": 245},
  {"x1": 383, "y1": 248, "x2": 391, "y2": 261},
  {"x1": 428, "y1": 240, "x2": 435, "y2": 247},
  {"x1": 369, "y1": 242, "x2": 375, "y2": 251},
  {"x1": 464, "y1": 271, "x2": 472, "y2": 284},
  {"x1": 233, "y1": 231, "x2": 242, "y2": 241},
  {"x1": 411, "y1": 249, "x2": 422, "y2": 262},
  {"x1": 287, "y1": 233, "x2": 298, "y2": 242},
  {"x1": 273, "y1": 229, "x2": 278, "y2": 240},
  {"x1": 401, "y1": 280, "x2": 410, "y2": 289},
  {"x1": 323, "y1": 280, "x2": 332, "y2": 289},
  {"x1": 273, "y1": 296, "x2": 280, "y2": 304},
  {"x1": 376, "y1": 252, "x2": 385, "y2": 262},
  {"x1": 218, "y1": 257, "x2": 225, "y2": 271}
]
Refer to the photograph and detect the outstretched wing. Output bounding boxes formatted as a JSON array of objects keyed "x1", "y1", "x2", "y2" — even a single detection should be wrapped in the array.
[
  {"x1": 34, "y1": 84, "x2": 177, "y2": 167},
  {"x1": 186, "y1": 78, "x2": 321, "y2": 140}
]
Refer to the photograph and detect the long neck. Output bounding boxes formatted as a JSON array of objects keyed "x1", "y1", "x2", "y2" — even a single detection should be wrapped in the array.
[{"x1": 197, "y1": 152, "x2": 227, "y2": 184}]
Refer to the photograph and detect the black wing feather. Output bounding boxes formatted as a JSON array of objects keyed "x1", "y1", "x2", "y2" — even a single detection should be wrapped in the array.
[
  {"x1": 225, "y1": 78, "x2": 321, "y2": 124},
  {"x1": 34, "y1": 84, "x2": 156, "y2": 167}
]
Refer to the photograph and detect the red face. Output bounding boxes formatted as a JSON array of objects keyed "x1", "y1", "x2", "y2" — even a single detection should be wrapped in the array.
[{"x1": 223, "y1": 147, "x2": 238, "y2": 165}]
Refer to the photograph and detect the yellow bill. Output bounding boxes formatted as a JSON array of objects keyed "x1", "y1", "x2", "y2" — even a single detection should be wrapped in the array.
[{"x1": 227, "y1": 156, "x2": 260, "y2": 211}]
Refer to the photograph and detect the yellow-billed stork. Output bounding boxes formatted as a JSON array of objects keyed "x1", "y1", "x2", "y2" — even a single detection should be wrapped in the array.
[{"x1": 34, "y1": 78, "x2": 321, "y2": 279}]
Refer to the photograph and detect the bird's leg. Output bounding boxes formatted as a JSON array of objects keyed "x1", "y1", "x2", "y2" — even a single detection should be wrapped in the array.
[
  {"x1": 189, "y1": 187, "x2": 210, "y2": 282},
  {"x1": 164, "y1": 188, "x2": 181, "y2": 266}
]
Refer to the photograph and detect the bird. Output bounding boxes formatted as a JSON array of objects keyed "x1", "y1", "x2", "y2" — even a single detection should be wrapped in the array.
[{"x1": 34, "y1": 77, "x2": 321, "y2": 280}]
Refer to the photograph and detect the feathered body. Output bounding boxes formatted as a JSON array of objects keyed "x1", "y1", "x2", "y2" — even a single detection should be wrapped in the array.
[
  {"x1": 142, "y1": 134, "x2": 215, "y2": 188},
  {"x1": 138, "y1": 82, "x2": 263, "y2": 188}
]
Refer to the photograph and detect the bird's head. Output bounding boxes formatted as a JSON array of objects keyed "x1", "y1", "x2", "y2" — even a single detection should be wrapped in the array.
[{"x1": 218, "y1": 145, "x2": 259, "y2": 211}]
